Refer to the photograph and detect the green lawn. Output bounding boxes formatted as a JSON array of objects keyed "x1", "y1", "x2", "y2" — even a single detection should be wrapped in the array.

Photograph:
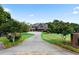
[
  {"x1": 41, "y1": 32, "x2": 79, "y2": 53},
  {"x1": 0, "y1": 32, "x2": 34, "y2": 48},
  {"x1": 41, "y1": 32, "x2": 71, "y2": 44}
]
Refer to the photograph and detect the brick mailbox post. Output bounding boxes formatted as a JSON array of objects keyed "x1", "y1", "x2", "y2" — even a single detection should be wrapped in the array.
[{"x1": 71, "y1": 33, "x2": 79, "y2": 48}]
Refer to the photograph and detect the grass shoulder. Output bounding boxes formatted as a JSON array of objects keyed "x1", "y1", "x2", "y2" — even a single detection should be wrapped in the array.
[
  {"x1": 41, "y1": 32, "x2": 79, "y2": 53},
  {"x1": 0, "y1": 32, "x2": 34, "y2": 48}
]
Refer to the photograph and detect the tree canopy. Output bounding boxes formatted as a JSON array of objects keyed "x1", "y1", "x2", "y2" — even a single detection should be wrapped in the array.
[
  {"x1": 47, "y1": 20, "x2": 79, "y2": 41},
  {"x1": 48, "y1": 20, "x2": 79, "y2": 36},
  {"x1": 0, "y1": 5, "x2": 29, "y2": 35}
]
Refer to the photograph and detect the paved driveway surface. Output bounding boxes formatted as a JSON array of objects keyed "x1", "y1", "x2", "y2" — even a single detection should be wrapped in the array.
[{"x1": 0, "y1": 32, "x2": 78, "y2": 55}]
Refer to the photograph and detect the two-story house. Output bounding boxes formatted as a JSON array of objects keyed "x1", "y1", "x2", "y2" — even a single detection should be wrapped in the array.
[{"x1": 30, "y1": 23, "x2": 48, "y2": 31}]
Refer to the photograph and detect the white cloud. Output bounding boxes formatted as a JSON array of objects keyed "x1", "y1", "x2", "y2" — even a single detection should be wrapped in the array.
[
  {"x1": 73, "y1": 11, "x2": 79, "y2": 14},
  {"x1": 29, "y1": 14, "x2": 34, "y2": 17},
  {"x1": 73, "y1": 6, "x2": 79, "y2": 14},
  {"x1": 4, "y1": 8, "x2": 10, "y2": 12},
  {"x1": 74, "y1": 6, "x2": 79, "y2": 10}
]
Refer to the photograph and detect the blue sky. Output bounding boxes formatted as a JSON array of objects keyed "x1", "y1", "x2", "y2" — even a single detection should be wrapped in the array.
[{"x1": 2, "y1": 4, "x2": 79, "y2": 24}]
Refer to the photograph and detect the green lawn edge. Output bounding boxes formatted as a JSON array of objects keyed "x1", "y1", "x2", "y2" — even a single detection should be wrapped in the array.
[
  {"x1": 0, "y1": 32, "x2": 34, "y2": 48},
  {"x1": 41, "y1": 32, "x2": 79, "y2": 53}
]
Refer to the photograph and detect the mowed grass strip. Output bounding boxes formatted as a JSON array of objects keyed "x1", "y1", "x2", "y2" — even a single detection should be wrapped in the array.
[
  {"x1": 41, "y1": 32, "x2": 71, "y2": 44},
  {"x1": 41, "y1": 32, "x2": 79, "y2": 53},
  {"x1": 0, "y1": 32, "x2": 34, "y2": 48}
]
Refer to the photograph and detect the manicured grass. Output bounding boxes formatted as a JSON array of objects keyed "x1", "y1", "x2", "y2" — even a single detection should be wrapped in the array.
[
  {"x1": 41, "y1": 32, "x2": 71, "y2": 44},
  {"x1": 41, "y1": 32, "x2": 79, "y2": 53},
  {"x1": 0, "y1": 32, "x2": 34, "y2": 48}
]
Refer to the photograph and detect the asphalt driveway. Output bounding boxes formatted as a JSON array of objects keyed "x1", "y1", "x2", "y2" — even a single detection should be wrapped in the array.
[{"x1": 0, "y1": 32, "x2": 77, "y2": 55}]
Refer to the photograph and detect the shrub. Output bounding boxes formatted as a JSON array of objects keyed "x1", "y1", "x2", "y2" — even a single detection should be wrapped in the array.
[
  {"x1": 6, "y1": 32, "x2": 21, "y2": 42},
  {"x1": 15, "y1": 32, "x2": 21, "y2": 41},
  {"x1": 6, "y1": 33, "x2": 14, "y2": 42}
]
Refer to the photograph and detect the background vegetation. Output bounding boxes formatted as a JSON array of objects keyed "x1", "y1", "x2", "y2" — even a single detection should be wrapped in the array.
[
  {"x1": 42, "y1": 20, "x2": 79, "y2": 53},
  {"x1": 0, "y1": 5, "x2": 29, "y2": 36},
  {"x1": 47, "y1": 20, "x2": 79, "y2": 40},
  {"x1": 0, "y1": 5, "x2": 31, "y2": 48}
]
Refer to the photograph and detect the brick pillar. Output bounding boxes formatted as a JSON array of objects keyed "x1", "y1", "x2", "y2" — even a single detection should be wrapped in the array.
[{"x1": 71, "y1": 33, "x2": 79, "y2": 48}]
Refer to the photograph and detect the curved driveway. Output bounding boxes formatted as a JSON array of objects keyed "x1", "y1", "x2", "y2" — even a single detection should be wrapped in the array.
[{"x1": 0, "y1": 32, "x2": 78, "y2": 55}]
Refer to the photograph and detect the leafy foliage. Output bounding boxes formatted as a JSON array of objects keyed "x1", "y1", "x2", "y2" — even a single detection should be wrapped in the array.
[
  {"x1": 48, "y1": 20, "x2": 79, "y2": 34},
  {"x1": 47, "y1": 20, "x2": 79, "y2": 40},
  {"x1": 0, "y1": 5, "x2": 29, "y2": 36}
]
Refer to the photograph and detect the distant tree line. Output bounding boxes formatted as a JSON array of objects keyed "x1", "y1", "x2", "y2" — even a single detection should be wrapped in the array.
[
  {"x1": 0, "y1": 5, "x2": 29, "y2": 36},
  {"x1": 47, "y1": 20, "x2": 79, "y2": 40}
]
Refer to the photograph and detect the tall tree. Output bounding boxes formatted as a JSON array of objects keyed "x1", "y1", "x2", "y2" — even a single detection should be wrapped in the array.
[
  {"x1": 0, "y1": 5, "x2": 29, "y2": 35},
  {"x1": 48, "y1": 20, "x2": 75, "y2": 42}
]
